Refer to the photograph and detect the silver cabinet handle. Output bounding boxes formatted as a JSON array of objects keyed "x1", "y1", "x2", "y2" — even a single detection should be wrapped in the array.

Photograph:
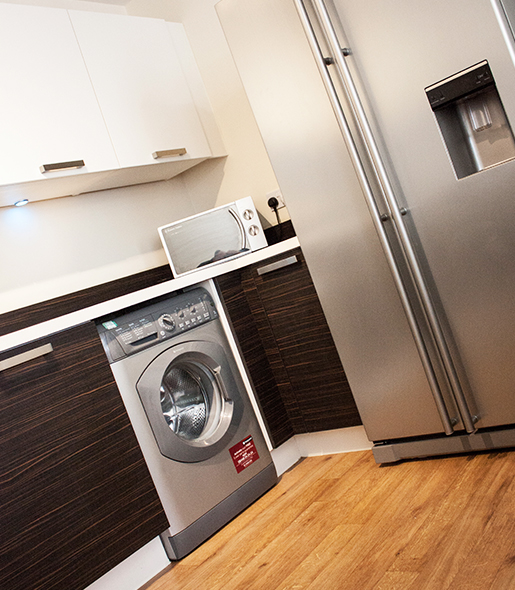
[
  {"x1": 40, "y1": 160, "x2": 85, "y2": 174},
  {"x1": 257, "y1": 255, "x2": 298, "y2": 275},
  {"x1": 152, "y1": 148, "x2": 187, "y2": 159},
  {"x1": 0, "y1": 343, "x2": 54, "y2": 372}
]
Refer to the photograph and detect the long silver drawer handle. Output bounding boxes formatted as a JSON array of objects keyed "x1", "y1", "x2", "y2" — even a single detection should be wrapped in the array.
[
  {"x1": 0, "y1": 343, "x2": 54, "y2": 372},
  {"x1": 152, "y1": 148, "x2": 187, "y2": 159},
  {"x1": 257, "y1": 255, "x2": 298, "y2": 275},
  {"x1": 40, "y1": 160, "x2": 85, "y2": 174}
]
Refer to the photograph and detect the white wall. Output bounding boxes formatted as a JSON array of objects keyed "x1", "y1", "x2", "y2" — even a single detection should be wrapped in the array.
[
  {"x1": 0, "y1": 0, "x2": 284, "y2": 313},
  {"x1": 0, "y1": 176, "x2": 194, "y2": 312}
]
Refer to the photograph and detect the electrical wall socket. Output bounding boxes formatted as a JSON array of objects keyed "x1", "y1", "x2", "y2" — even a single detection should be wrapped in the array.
[{"x1": 266, "y1": 189, "x2": 286, "y2": 209}]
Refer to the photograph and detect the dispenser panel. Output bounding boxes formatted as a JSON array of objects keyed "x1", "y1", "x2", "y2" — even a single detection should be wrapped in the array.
[{"x1": 426, "y1": 61, "x2": 515, "y2": 179}]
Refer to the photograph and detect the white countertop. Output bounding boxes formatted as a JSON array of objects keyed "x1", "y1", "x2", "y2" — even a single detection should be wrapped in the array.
[{"x1": 0, "y1": 237, "x2": 300, "y2": 353}]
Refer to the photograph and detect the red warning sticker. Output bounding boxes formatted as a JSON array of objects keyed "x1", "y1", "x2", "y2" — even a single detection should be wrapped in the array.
[{"x1": 229, "y1": 435, "x2": 260, "y2": 473}]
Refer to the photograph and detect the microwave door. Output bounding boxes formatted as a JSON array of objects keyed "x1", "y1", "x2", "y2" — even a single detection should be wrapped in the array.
[
  {"x1": 196, "y1": 206, "x2": 248, "y2": 268},
  {"x1": 162, "y1": 205, "x2": 248, "y2": 276}
]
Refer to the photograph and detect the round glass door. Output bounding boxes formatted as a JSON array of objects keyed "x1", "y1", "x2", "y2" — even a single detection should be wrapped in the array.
[
  {"x1": 136, "y1": 343, "x2": 242, "y2": 462},
  {"x1": 159, "y1": 358, "x2": 233, "y2": 446},
  {"x1": 160, "y1": 362, "x2": 209, "y2": 440}
]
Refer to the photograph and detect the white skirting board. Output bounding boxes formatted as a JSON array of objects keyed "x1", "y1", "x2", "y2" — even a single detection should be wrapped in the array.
[
  {"x1": 86, "y1": 426, "x2": 372, "y2": 590},
  {"x1": 84, "y1": 536, "x2": 170, "y2": 590},
  {"x1": 272, "y1": 425, "x2": 373, "y2": 475}
]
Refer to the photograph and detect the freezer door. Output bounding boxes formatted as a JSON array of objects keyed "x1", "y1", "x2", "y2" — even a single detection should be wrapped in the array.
[
  {"x1": 216, "y1": 0, "x2": 452, "y2": 441},
  {"x1": 327, "y1": 0, "x2": 515, "y2": 430}
]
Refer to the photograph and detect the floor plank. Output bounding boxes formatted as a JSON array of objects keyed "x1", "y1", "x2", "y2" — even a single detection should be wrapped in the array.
[{"x1": 142, "y1": 449, "x2": 515, "y2": 590}]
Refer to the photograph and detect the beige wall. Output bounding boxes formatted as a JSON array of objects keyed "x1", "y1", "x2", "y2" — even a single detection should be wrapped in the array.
[{"x1": 0, "y1": 0, "x2": 284, "y2": 313}]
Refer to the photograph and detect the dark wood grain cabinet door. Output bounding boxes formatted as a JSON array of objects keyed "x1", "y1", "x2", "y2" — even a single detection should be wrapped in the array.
[
  {"x1": 0, "y1": 322, "x2": 169, "y2": 590},
  {"x1": 250, "y1": 248, "x2": 362, "y2": 433},
  {"x1": 217, "y1": 247, "x2": 362, "y2": 445},
  {"x1": 215, "y1": 269, "x2": 295, "y2": 448}
]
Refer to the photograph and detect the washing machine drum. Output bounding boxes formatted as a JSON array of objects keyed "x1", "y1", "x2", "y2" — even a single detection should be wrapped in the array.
[{"x1": 136, "y1": 340, "x2": 243, "y2": 463}]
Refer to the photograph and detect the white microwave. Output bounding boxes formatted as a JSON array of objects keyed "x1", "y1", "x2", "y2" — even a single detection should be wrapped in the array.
[{"x1": 158, "y1": 196, "x2": 267, "y2": 277}]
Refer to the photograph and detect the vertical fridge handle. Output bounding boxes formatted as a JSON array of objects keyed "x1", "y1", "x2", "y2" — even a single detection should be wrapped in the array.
[
  {"x1": 304, "y1": 0, "x2": 478, "y2": 434},
  {"x1": 292, "y1": 0, "x2": 456, "y2": 436}
]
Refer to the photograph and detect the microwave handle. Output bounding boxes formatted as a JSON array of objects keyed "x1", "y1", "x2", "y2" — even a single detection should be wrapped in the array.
[{"x1": 228, "y1": 207, "x2": 248, "y2": 249}]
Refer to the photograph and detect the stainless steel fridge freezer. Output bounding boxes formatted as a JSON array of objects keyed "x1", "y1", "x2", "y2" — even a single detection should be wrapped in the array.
[{"x1": 216, "y1": 0, "x2": 515, "y2": 462}]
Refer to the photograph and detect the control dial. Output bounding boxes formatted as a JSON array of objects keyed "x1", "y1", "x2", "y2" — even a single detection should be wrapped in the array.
[{"x1": 158, "y1": 313, "x2": 176, "y2": 332}]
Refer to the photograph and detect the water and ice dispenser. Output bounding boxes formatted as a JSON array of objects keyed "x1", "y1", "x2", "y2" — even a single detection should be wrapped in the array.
[{"x1": 426, "y1": 61, "x2": 515, "y2": 179}]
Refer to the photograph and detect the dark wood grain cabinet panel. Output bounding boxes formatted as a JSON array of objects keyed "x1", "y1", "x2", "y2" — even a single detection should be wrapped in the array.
[
  {"x1": 217, "y1": 247, "x2": 362, "y2": 445},
  {"x1": 0, "y1": 322, "x2": 169, "y2": 590},
  {"x1": 252, "y1": 248, "x2": 362, "y2": 432},
  {"x1": 215, "y1": 269, "x2": 295, "y2": 448},
  {"x1": 0, "y1": 265, "x2": 173, "y2": 337}
]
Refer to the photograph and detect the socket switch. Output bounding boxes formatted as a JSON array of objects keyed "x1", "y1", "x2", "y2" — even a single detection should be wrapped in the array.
[{"x1": 266, "y1": 189, "x2": 286, "y2": 209}]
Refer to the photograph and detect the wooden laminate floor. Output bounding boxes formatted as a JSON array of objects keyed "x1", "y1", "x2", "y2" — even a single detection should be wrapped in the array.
[{"x1": 142, "y1": 449, "x2": 515, "y2": 590}]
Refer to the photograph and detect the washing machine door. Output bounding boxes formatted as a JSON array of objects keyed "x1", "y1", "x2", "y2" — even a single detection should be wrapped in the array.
[{"x1": 136, "y1": 340, "x2": 243, "y2": 462}]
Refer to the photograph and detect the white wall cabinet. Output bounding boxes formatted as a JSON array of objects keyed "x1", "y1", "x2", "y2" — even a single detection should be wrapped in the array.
[
  {"x1": 68, "y1": 10, "x2": 212, "y2": 167},
  {"x1": 0, "y1": 5, "x2": 216, "y2": 208},
  {"x1": 0, "y1": 4, "x2": 119, "y2": 188}
]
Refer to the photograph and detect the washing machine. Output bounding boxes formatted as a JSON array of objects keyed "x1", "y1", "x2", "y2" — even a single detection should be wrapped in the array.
[{"x1": 96, "y1": 283, "x2": 277, "y2": 560}]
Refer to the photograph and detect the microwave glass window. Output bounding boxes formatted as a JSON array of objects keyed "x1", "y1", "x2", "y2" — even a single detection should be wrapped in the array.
[{"x1": 161, "y1": 205, "x2": 247, "y2": 276}]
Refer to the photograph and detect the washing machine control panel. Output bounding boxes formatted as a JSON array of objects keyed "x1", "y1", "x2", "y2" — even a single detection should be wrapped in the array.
[{"x1": 96, "y1": 288, "x2": 219, "y2": 363}]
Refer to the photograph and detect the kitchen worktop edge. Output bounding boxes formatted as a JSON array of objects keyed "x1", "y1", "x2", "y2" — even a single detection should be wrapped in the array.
[{"x1": 0, "y1": 237, "x2": 299, "y2": 353}]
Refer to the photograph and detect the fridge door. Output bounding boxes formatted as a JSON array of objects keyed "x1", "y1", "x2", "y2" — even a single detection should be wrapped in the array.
[
  {"x1": 324, "y1": 0, "x2": 515, "y2": 430},
  {"x1": 216, "y1": 0, "x2": 455, "y2": 441}
]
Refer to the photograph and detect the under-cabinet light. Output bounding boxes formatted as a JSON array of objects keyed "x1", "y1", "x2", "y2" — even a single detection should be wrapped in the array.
[{"x1": 14, "y1": 199, "x2": 29, "y2": 207}]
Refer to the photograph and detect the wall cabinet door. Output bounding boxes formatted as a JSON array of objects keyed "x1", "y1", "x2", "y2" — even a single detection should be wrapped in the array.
[
  {"x1": 69, "y1": 10, "x2": 212, "y2": 167},
  {"x1": 0, "y1": 3, "x2": 118, "y2": 187},
  {"x1": 0, "y1": 322, "x2": 169, "y2": 590}
]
